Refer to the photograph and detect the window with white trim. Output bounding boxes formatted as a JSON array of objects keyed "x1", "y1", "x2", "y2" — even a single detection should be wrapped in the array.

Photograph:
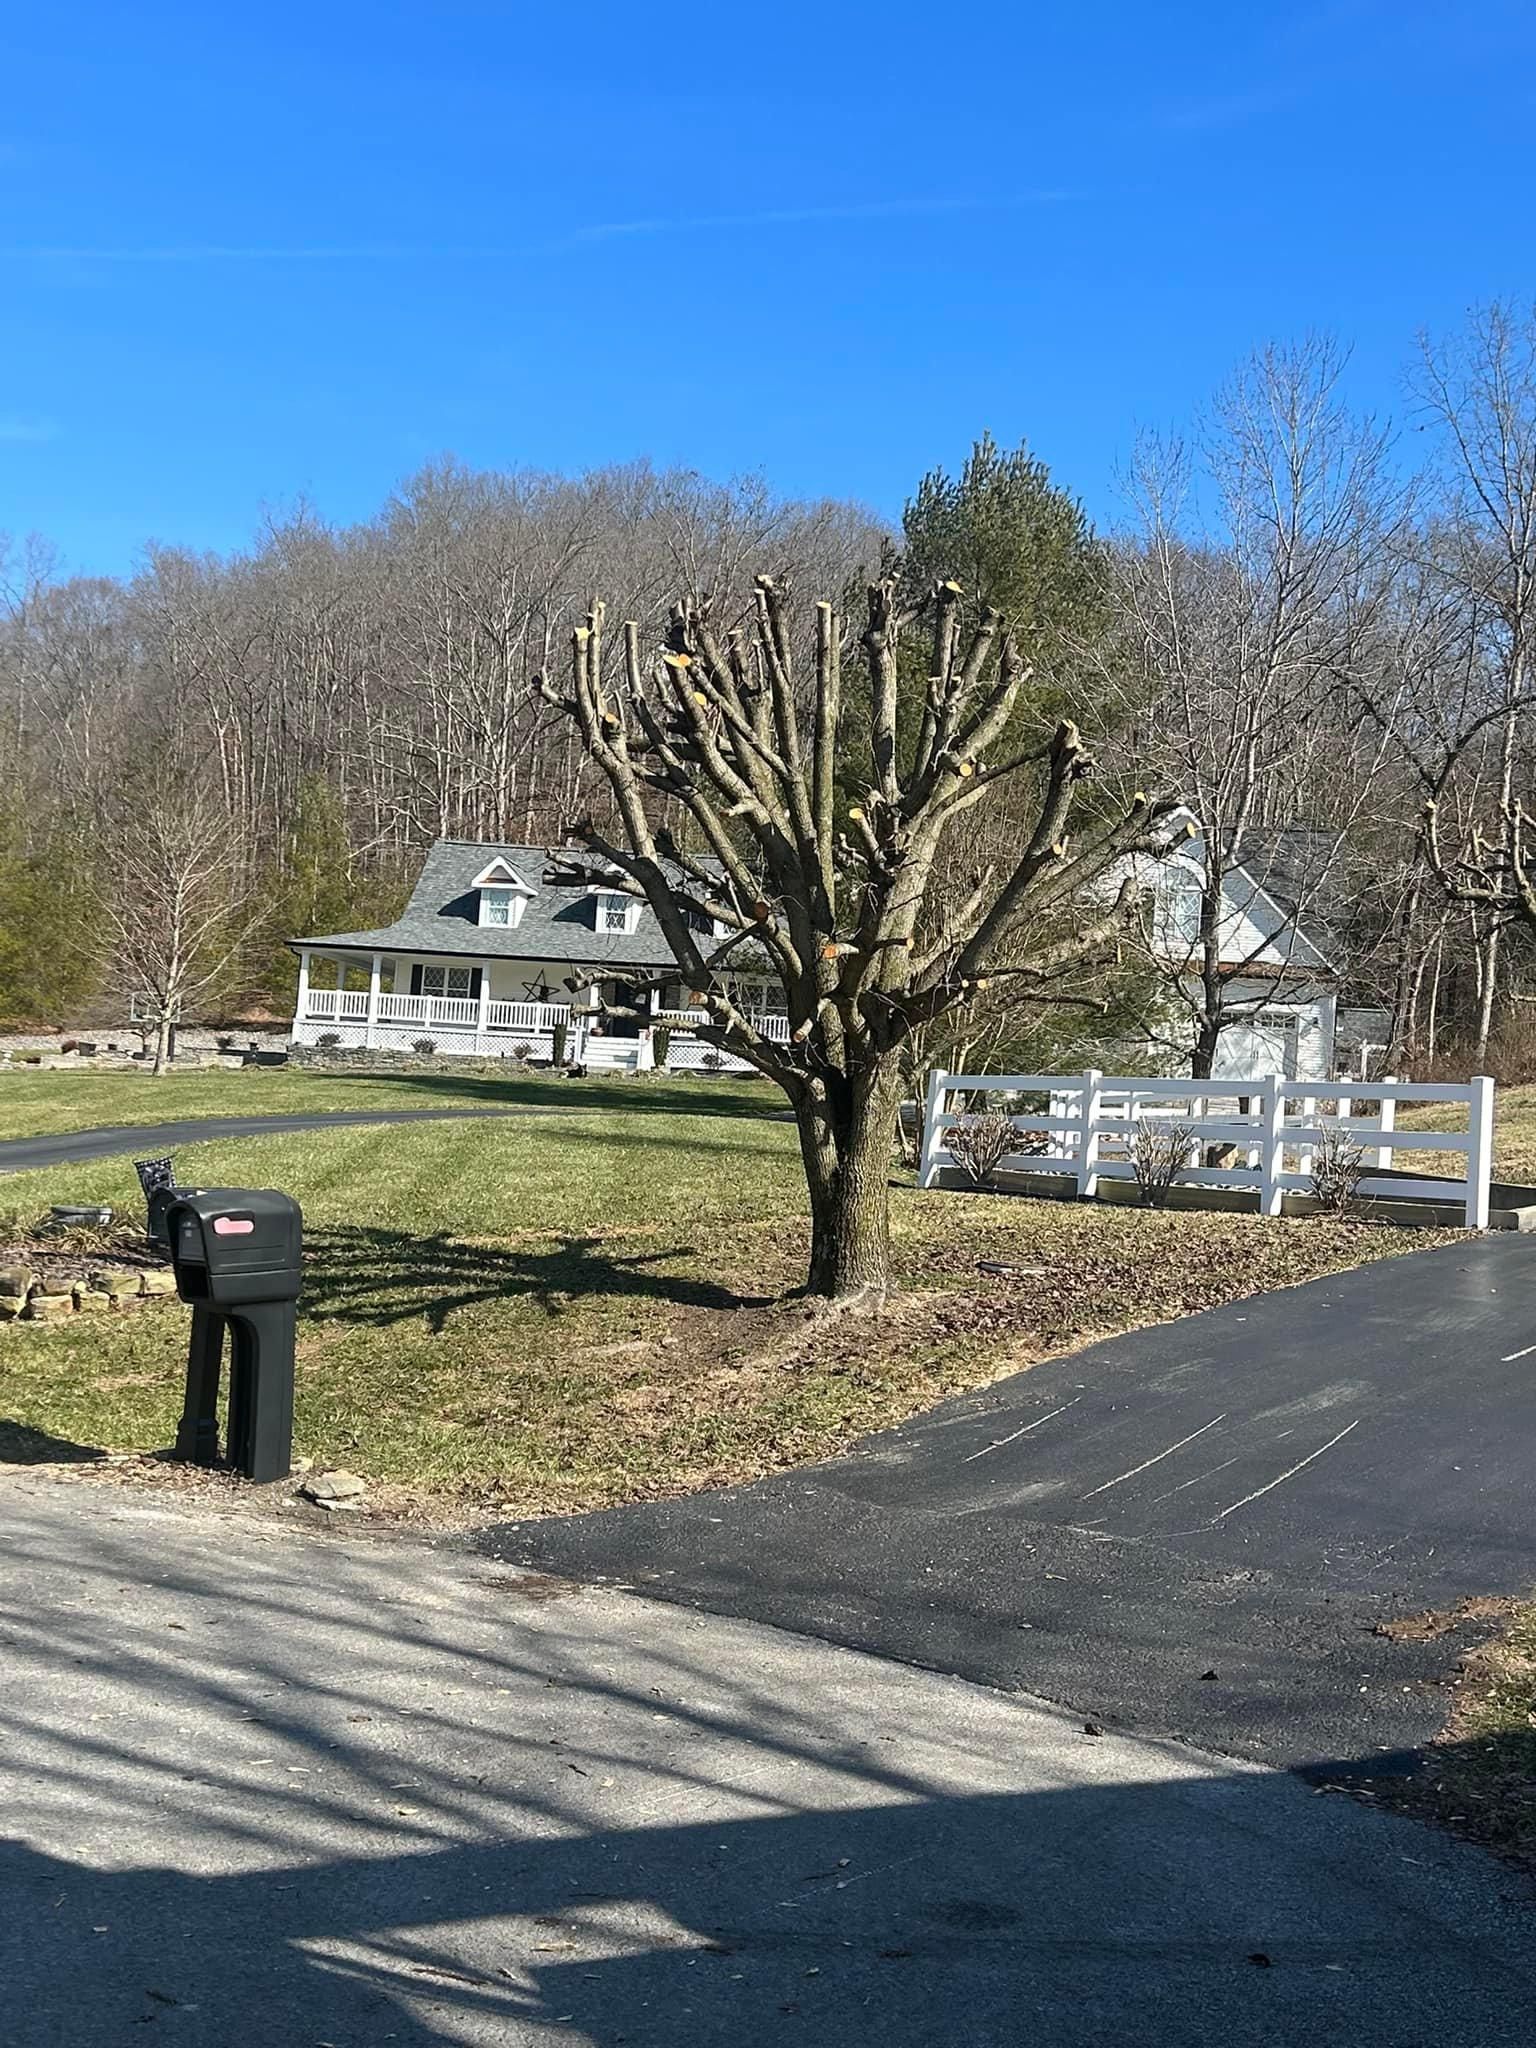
[
  {"x1": 478, "y1": 885, "x2": 527, "y2": 928},
  {"x1": 597, "y1": 891, "x2": 636, "y2": 934},
  {"x1": 420, "y1": 965, "x2": 474, "y2": 999}
]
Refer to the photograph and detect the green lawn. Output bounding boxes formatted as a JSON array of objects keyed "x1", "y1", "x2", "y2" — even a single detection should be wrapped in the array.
[
  {"x1": 0, "y1": 1063, "x2": 772, "y2": 1141},
  {"x1": 0, "y1": 1098, "x2": 1458, "y2": 1515}
]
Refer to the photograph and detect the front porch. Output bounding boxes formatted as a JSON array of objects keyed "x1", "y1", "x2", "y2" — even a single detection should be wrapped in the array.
[{"x1": 290, "y1": 949, "x2": 788, "y2": 1072}]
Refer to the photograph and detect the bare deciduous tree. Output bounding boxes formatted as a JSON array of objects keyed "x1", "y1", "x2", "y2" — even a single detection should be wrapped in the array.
[
  {"x1": 97, "y1": 782, "x2": 257, "y2": 1073},
  {"x1": 1410, "y1": 304, "x2": 1536, "y2": 1054},
  {"x1": 537, "y1": 577, "x2": 1182, "y2": 1303},
  {"x1": 1106, "y1": 339, "x2": 1398, "y2": 1075}
]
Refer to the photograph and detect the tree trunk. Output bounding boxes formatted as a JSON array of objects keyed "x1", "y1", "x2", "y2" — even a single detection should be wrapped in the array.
[
  {"x1": 151, "y1": 1013, "x2": 173, "y2": 1075},
  {"x1": 1474, "y1": 920, "x2": 1499, "y2": 1064},
  {"x1": 795, "y1": 1065, "x2": 904, "y2": 1305},
  {"x1": 1189, "y1": 1014, "x2": 1220, "y2": 1081}
]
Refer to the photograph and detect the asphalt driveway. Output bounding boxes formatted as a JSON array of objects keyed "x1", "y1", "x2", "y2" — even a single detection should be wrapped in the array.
[
  {"x1": 4, "y1": 1476, "x2": 1533, "y2": 2047},
  {"x1": 488, "y1": 1234, "x2": 1536, "y2": 1769}
]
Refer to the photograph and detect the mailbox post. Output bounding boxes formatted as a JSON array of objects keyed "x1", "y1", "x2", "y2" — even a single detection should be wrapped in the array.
[{"x1": 167, "y1": 1188, "x2": 303, "y2": 1483}]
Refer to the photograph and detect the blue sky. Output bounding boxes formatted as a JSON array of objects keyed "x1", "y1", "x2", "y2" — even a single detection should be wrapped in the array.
[{"x1": 2, "y1": 1, "x2": 1531, "y2": 573}]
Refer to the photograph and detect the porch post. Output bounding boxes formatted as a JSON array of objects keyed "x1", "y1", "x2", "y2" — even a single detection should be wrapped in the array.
[
  {"x1": 364, "y1": 951, "x2": 382, "y2": 1048},
  {"x1": 477, "y1": 961, "x2": 492, "y2": 1051},
  {"x1": 295, "y1": 948, "x2": 311, "y2": 1026}
]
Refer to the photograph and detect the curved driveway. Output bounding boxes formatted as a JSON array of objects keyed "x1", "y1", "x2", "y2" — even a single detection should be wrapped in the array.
[
  {"x1": 488, "y1": 1234, "x2": 1536, "y2": 1771},
  {"x1": 0, "y1": 1107, "x2": 533, "y2": 1174}
]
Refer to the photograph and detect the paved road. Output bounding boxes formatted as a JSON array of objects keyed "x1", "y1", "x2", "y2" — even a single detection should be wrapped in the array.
[
  {"x1": 489, "y1": 1235, "x2": 1536, "y2": 1770},
  {"x1": 0, "y1": 1108, "x2": 532, "y2": 1175},
  {"x1": 3, "y1": 1477, "x2": 1532, "y2": 2047}
]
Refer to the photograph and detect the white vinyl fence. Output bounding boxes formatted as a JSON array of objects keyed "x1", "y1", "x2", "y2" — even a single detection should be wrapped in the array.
[{"x1": 918, "y1": 1069, "x2": 1497, "y2": 1229}]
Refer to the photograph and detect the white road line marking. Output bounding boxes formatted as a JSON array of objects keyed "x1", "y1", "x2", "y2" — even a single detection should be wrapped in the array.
[
  {"x1": 961, "y1": 1400, "x2": 1081, "y2": 1463},
  {"x1": 1079, "y1": 1415, "x2": 1227, "y2": 1499},
  {"x1": 1211, "y1": 1420, "x2": 1361, "y2": 1522},
  {"x1": 1501, "y1": 1342, "x2": 1536, "y2": 1362},
  {"x1": 1147, "y1": 1453, "x2": 1244, "y2": 1505}
]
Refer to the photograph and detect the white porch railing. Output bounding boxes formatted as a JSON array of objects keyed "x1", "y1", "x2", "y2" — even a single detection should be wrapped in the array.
[
  {"x1": 657, "y1": 1007, "x2": 791, "y2": 1043},
  {"x1": 488, "y1": 1000, "x2": 572, "y2": 1034},
  {"x1": 304, "y1": 988, "x2": 370, "y2": 1021},
  {"x1": 302, "y1": 992, "x2": 575, "y2": 1035},
  {"x1": 918, "y1": 1069, "x2": 1497, "y2": 1229}
]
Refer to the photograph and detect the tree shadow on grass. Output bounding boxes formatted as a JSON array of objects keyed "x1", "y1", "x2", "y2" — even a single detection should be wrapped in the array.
[
  {"x1": 0, "y1": 1420, "x2": 107, "y2": 1465},
  {"x1": 302, "y1": 1224, "x2": 772, "y2": 1334},
  {"x1": 313, "y1": 1069, "x2": 778, "y2": 1121}
]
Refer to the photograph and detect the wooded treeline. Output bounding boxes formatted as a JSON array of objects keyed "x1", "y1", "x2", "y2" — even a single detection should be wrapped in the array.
[{"x1": 4, "y1": 303, "x2": 1536, "y2": 1079}]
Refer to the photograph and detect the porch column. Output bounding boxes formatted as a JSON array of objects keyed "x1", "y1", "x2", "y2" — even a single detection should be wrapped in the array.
[
  {"x1": 295, "y1": 948, "x2": 311, "y2": 1026},
  {"x1": 364, "y1": 951, "x2": 382, "y2": 1048},
  {"x1": 476, "y1": 962, "x2": 492, "y2": 1049}
]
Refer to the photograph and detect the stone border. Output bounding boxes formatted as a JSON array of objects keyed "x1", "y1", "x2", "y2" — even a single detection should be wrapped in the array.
[{"x1": 0, "y1": 1265, "x2": 179, "y2": 1323}]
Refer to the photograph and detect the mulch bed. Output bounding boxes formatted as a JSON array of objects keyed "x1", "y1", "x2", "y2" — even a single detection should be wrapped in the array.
[{"x1": 0, "y1": 1228, "x2": 166, "y2": 1289}]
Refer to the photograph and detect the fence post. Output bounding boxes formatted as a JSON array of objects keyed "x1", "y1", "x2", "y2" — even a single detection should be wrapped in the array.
[
  {"x1": 919, "y1": 1069, "x2": 950, "y2": 1189},
  {"x1": 1258, "y1": 1075, "x2": 1285, "y2": 1216},
  {"x1": 1375, "y1": 1079, "x2": 1396, "y2": 1170},
  {"x1": 1466, "y1": 1075, "x2": 1495, "y2": 1230},
  {"x1": 1076, "y1": 1068, "x2": 1103, "y2": 1199}
]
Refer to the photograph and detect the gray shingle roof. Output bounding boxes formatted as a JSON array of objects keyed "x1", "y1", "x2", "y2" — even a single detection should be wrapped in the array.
[
  {"x1": 291, "y1": 839, "x2": 705, "y2": 970},
  {"x1": 1226, "y1": 825, "x2": 1345, "y2": 971}
]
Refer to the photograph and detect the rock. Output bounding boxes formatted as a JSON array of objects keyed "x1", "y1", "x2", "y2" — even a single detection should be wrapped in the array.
[
  {"x1": 0, "y1": 1265, "x2": 35, "y2": 1295},
  {"x1": 30, "y1": 1275, "x2": 73, "y2": 1297},
  {"x1": 25, "y1": 1293, "x2": 75, "y2": 1321},
  {"x1": 74, "y1": 1289, "x2": 111, "y2": 1313},
  {"x1": 0, "y1": 1294, "x2": 27, "y2": 1320},
  {"x1": 92, "y1": 1270, "x2": 142, "y2": 1297},
  {"x1": 301, "y1": 1468, "x2": 367, "y2": 1503},
  {"x1": 138, "y1": 1269, "x2": 178, "y2": 1296},
  {"x1": 312, "y1": 1496, "x2": 367, "y2": 1513}
]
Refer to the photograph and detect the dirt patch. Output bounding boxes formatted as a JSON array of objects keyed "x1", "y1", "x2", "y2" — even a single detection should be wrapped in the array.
[
  {"x1": 13, "y1": 1448, "x2": 486, "y2": 1538},
  {"x1": 1326, "y1": 1598, "x2": 1536, "y2": 1876},
  {"x1": 1371, "y1": 1595, "x2": 1519, "y2": 1643}
]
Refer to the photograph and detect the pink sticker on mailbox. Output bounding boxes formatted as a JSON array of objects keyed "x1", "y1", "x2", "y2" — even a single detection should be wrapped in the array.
[{"x1": 213, "y1": 1216, "x2": 254, "y2": 1235}]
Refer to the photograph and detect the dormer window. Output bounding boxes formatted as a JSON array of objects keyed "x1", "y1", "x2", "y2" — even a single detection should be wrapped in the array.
[
  {"x1": 596, "y1": 890, "x2": 638, "y2": 935},
  {"x1": 470, "y1": 857, "x2": 532, "y2": 930}
]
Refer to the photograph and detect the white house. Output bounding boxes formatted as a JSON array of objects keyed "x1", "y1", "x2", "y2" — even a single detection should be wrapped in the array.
[
  {"x1": 290, "y1": 826, "x2": 1342, "y2": 1080},
  {"x1": 1132, "y1": 817, "x2": 1339, "y2": 1082},
  {"x1": 287, "y1": 840, "x2": 787, "y2": 1071}
]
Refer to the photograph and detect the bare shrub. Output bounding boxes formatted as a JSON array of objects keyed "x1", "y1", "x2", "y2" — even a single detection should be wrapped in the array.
[
  {"x1": 1129, "y1": 1119, "x2": 1188, "y2": 1208},
  {"x1": 1309, "y1": 1125, "x2": 1367, "y2": 1211},
  {"x1": 412, "y1": 1036, "x2": 436, "y2": 1055},
  {"x1": 316, "y1": 1031, "x2": 340, "y2": 1050},
  {"x1": 947, "y1": 1111, "x2": 1018, "y2": 1187}
]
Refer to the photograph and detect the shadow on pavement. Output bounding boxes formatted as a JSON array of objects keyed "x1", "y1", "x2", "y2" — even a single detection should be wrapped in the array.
[
  {"x1": 1, "y1": 1491, "x2": 1532, "y2": 2047},
  {"x1": 6, "y1": 1752, "x2": 1530, "y2": 2048}
]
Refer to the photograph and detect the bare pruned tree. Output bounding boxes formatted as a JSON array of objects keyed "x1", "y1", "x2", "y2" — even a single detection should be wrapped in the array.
[{"x1": 537, "y1": 576, "x2": 1183, "y2": 1304}]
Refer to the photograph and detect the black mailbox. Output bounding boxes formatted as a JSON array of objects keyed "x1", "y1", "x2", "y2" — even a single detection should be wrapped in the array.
[{"x1": 168, "y1": 1188, "x2": 303, "y2": 1484}]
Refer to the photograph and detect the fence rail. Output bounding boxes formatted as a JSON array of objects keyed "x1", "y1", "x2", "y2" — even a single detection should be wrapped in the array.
[{"x1": 918, "y1": 1069, "x2": 1496, "y2": 1229}]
